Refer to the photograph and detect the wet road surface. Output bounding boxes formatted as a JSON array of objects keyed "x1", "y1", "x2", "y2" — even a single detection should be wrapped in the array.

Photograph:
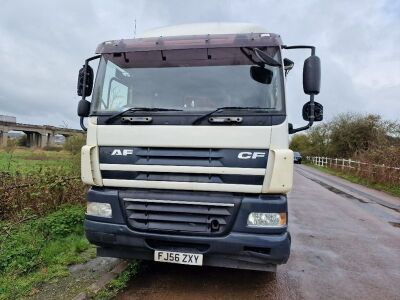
[{"x1": 116, "y1": 165, "x2": 400, "y2": 300}]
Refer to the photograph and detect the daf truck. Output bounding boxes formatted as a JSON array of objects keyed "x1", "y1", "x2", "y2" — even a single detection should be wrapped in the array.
[{"x1": 77, "y1": 23, "x2": 323, "y2": 271}]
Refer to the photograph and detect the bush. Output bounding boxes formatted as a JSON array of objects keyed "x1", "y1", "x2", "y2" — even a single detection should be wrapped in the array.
[
  {"x1": 17, "y1": 135, "x2": 27, "y2": 147},
  {"x1": 38, "y1": 206, "x2": 85, "y2": 238},
  {"x1": 63, "y1": 134, "x2": 86, "y2": 155},
  {"x1": 291, "y1": 112, "x2": 400, "y2": 187},
  {"x1": 290, "y1": 113, "x2": 400, "y2": 159},
  {"x1": 0, "y1": 168, "x2": 86, "y2": 221}
]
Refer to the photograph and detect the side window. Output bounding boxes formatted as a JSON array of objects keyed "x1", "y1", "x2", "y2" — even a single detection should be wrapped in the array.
[
  {"x1": 100, "y1": 60, "x2": 129, "y2": 111},
  {"x1": 108, "y1": 80, "x2": 128, "y2": 111}
]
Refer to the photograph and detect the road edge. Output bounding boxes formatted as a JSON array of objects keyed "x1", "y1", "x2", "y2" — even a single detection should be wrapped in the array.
[{"x1": 72, "y1": 259, "x2": 130, "y2": 300}]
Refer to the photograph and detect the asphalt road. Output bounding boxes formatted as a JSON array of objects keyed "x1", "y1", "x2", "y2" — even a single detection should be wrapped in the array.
[{"x1": 116, "y1": 165, "x2": 400, "y2": 300}]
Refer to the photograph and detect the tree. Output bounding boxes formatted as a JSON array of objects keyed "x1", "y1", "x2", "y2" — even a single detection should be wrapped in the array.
[
  {"x1": 289, "y1": 112, "x2": 400, "y2": 160},
  {"x1": 289, "y1": 123, "x2": 330, "y2": 156},
  {"x1": 328, "y1": 113, "x2": 394, "y2": 157}
]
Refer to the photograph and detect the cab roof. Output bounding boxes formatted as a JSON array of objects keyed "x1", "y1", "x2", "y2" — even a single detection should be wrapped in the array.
[{"x1": 96, "y1": 23, "x2": 282, "y2": 54}]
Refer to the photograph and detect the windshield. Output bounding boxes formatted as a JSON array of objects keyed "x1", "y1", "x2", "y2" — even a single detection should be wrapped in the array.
[{"x1": 91, "y1": 47, "x2": 284, "y2": 114}]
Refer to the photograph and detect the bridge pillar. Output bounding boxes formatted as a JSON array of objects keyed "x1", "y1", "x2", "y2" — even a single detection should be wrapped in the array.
[
  {"x1": 26, "y1": 132, "x2": 41, "y2": 148},
  {"x1": 39, "y1": 134, "x2": 46, "y2": 148},
  {"x1": 35, "y1": 133, "x2": 42, "y2": 148},
  {"x1": 40, "y1": 132, "x2": 54, "y2": 148},
  {"x1": 0, "y1": 130, "x2": 8, "y2": 147},
  {"x1": 26, "y1": 132, "x2": 33, "y2": 147},
  {"x1": 32, "y1": 133, "x2": 36, "y2": 148},
  {"x1": 47, "y1": 132, "x2": 56, "y2": 147}
]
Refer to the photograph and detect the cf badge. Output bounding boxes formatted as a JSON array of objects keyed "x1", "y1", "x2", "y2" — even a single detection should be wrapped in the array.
[{"x1": 238, "y1": 152, "x2": 266, "y2": 159}]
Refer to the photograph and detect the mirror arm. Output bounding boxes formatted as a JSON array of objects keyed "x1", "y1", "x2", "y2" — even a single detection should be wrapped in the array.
[
  {"x1": 283, "y1": 45, "x2": 319, "y2": 134},
  {"x1": 282, "y1": 45, "x2": 316, "y2": 56},
  {"x1": 79, "y1": 55, "x2": 101, "y2": 131},
  {"x1": 81, "y1": 55, "x2": 101, "y2": 100},
  {"x1": 289, "y1": 95, "x2": 315, "y2": 134}
]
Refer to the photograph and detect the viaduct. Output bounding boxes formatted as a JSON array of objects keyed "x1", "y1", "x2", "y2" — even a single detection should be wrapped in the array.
[{"x1": 0, "y1": 121, "x2": 84, "y2": 148}]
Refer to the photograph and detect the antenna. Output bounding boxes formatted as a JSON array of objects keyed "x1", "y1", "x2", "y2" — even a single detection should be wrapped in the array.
[{"x1": 134, "y1": 18, "x2": 137, "y2": 38}]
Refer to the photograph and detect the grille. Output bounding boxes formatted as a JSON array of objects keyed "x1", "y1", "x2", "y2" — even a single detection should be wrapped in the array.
[
  {"x1": 123, "y1": 198, "x2": 235, "y2": 235},
  {"x1": 99, "y1": 147, "x2": 268, "y2": 169}
]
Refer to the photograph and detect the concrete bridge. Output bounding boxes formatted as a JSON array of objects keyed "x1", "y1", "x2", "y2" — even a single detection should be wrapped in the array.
[{"x1": 0, "y1": 121, "x2": 84, "y2": 148}]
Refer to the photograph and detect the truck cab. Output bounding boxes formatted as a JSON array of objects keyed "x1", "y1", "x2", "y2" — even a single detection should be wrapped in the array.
[{"x1": 77, "y1": 23, "x2": 322, "y2": 271}]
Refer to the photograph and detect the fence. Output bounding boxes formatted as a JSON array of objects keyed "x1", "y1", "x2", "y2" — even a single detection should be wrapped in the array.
[{"x1": 306, "y1": 156, "x2": 400, "y2": 186}]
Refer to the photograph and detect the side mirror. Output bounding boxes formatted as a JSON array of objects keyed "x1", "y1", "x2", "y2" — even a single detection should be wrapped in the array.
[
  {"x1": 77, "y1": 65, "x2": 94, "y2": 97},
  {"x1": 77, "y1": 99, "x2": 91, "y2": 117},
  {"x1": 250, "y1": 66, "x2": 273, "y2": 84},
  {"x1": 302, "y1": 101, "x2": 323, "y2": 122},
  {"x1": 303, "y1": 56, "x2": 321, "y2": 95}
]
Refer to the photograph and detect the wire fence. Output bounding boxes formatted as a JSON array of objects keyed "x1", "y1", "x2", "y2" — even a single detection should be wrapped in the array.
[{"x1": 307, "y1": 156, "x2": 400, "y2": 186}]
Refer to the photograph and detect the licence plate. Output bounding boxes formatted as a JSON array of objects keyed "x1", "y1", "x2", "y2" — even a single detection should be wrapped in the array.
[{"x1": 154, "y1": 250, "x2": 203, "y2": 266}]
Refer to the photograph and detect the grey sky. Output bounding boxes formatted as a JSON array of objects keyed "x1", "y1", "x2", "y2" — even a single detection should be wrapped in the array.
[{"x1": 0, "y1": 0, "x2": 399, "y2": 129}]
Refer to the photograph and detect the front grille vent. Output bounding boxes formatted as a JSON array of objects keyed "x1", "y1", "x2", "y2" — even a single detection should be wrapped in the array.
[{"x1": 123, "y1": 198, "x2": 235, "y2": 235}]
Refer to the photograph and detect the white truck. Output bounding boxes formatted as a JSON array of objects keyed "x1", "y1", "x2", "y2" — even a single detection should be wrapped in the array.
[{"x1": 77, "y1": 23, "x2": 322, "y2": 271}]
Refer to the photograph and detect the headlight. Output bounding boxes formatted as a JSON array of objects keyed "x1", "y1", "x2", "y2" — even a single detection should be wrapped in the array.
[
  {"x1": 86, "y1": 202, "x2": 112, "y2": 218},
  {"x1": 247, "y1": 212, "x2": 287, "y2": 227}
]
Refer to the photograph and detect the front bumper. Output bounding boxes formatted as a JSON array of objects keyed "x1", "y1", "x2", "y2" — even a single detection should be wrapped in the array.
[{"x1": 85, "y1": 188, "x2": 291, "y2": 271}]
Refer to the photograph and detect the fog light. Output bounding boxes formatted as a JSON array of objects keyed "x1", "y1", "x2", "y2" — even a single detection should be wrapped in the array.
[
  {"x1": 86, "y1": 202, "x2": 112, "y2": 218},
  {"x1": 247, "y1": 212, "x2": 287, "y2": 227}
]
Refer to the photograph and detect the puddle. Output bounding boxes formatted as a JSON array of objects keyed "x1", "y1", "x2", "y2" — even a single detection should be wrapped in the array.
[
  {"x1": 297, "y1": 169, "x2": 400, "y2": 228},
  {"x1": 297, "y1": 170, "x2": 368, "y2": 204},
  {"x1": 297, "y1": 169, "x2": 400, "y2": 213}
]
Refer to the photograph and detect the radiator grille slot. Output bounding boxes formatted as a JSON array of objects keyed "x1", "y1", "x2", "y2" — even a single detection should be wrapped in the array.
[
  {"x1": 124, "y1": 198, "x2": 235, "y2": 235},
  {"x1": 102, "y1": 171, "x2": 263, "y2": 185}
]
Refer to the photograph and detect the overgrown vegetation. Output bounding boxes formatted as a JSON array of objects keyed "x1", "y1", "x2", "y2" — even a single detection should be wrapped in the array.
[
  {"x1": 0, "y1": 148, "x2": 85, "y2": 221},
  {"x1": 63, "y1": 134, "x2": 86, "y2": 155},
  {"x1": 291, "y1": 113, "x2": 400, "y2": 190},
  {"x1": 0, "y1": 144, "x2": 139, "y2": 299},
  {"x1": 0, "y1": 205, "x2": 95, "y2": 300},
  {"x1": 0, "y1": 147, "x2": 90, "y2": 298}
]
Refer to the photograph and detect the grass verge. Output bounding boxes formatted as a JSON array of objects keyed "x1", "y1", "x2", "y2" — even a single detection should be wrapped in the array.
[
  {"x1": 0, "y1": 205, "x2": 96, "y2": 300},
  {"x1": 306, "y1": 163, "x2": 400, "y2": 198},
  {"x1": 0, "y1": 148, "x2": 78, "y2": 175}
]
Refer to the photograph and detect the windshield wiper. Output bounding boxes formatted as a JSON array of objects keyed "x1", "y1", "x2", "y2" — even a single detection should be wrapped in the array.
[
  {"x1": 105, "y1": 107, "x2": 183, "y2": 124},
  {"x1": 192, "y1": 106, "x2": 273, "y2": 125},
  {"x1": 241, "y1": 47, "x2": 282, "y2": 67}
]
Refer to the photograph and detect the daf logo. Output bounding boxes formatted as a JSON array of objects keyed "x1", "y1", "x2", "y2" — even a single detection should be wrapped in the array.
[
  {"x1": 111, "y1": 149, "x2": 133, "y2": 156},
  {"x1": 238, "y1": 152, "x2": 266, "y2": 159}
]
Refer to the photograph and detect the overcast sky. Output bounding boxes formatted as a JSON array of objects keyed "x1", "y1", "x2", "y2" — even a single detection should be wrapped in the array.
[{"x1": 0, "y1": 0, "x2": 399, "y2": 129}]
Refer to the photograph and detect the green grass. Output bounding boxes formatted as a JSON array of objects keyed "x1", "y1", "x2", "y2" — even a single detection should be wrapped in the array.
[
  {"x1": 306, "y1": 163, "x2": 400, "y2": 198},
  {"x1": 0, "y1": 148, "x2": 78, "y2": 175},
  {"x1": 0, "y1": 205, "x2": 96, "y2": 300}
]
